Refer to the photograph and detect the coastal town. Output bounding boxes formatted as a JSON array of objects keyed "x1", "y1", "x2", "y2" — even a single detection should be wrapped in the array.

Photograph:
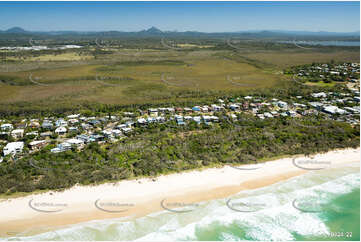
[
  {"x1": 0, "y1": 2, "x2": 360, "y2": 240},
  {"x1": 0, "y1": 62, "x2": 359, "y2": 162},
  {"x1": 287, "y1": 62, "x2": 360, "y2": 82}
]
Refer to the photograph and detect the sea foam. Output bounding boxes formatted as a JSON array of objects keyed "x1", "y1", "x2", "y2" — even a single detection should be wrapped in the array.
[{"x1": 4, "y1": 162, "x2": 359, "y2": 241}]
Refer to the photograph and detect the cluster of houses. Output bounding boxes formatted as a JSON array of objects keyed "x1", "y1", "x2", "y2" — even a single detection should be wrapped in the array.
[
  {"x1": 291, "y1": 62, "x2": 360, "y2": 82},
  {"x1": 0, "y1": 45, "x2": 83, "y2": 51},
  {"x1": 0, "y1": 68, "x2": 359, "y2": 162}
]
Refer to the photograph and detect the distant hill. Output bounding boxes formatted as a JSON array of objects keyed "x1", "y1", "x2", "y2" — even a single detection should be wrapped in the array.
[
  {"x1": 0, "y1": 26, "x2": 359, "y2": 40},
  {"x1": 259, "y1": 30, "x2": 361, "y2": 37},
  {"x1": 142, "y1": 27, "x2": 163, "y2": 34},
  {"x1": 5, "y1": 27, "x2": 27, "y2": 33}
]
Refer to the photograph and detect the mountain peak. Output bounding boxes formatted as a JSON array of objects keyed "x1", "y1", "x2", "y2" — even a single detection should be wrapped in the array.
[
  {"x1": 6, "y1": 27, "x2": 27, "y2": 33},
  {"x1": 145, "y1": 26, "x2": 162, "y2": 34}
]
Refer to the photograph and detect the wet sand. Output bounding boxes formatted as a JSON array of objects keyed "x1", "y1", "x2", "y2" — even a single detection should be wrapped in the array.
[{"x1": 0, "y1": 147, "x2": 359, "y2": 237}]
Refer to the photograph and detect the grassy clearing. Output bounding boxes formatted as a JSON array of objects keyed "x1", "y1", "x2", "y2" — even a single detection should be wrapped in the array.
[
  {"x1": 7, "y1": 52, "x2": 93, "y2": 62},
  {"x1": 304, "y1": 81, "x2": 336, "y2": 87},
  {"x1": 177, "y1": 43, "x2": 214, "y2": 48}
]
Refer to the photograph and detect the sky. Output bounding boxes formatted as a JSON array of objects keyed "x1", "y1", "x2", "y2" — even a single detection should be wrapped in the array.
[{"x1": 0, "y1": 1, "x2": 359, "y2": 32}]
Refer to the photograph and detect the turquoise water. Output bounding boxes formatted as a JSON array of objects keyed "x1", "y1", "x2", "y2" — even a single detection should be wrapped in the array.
[{"x1": 5, "y1": 162, "x2": 360, "y2": 241}]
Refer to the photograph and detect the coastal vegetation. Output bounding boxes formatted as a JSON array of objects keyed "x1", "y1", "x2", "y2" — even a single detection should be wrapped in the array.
[
  {"x1": 0, "y1": 113, "x2": 359, "y2": 195},
  {"x1": 0, "y1": 35, "x2": 359, "y2": 196}
]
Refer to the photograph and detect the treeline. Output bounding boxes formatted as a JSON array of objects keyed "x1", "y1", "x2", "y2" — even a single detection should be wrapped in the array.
[{"x1": 0, "y1": 113, "x2": 359, "y2": 195}]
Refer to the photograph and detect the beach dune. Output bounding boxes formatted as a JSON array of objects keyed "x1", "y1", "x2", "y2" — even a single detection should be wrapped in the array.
[{"x1": 0, "y1": 147, "x2": 359, "y2": 237}]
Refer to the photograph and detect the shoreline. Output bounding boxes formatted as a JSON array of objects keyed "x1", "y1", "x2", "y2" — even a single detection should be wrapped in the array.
[{"x1": 0, "y1": 147, "x2": 359, "y2": 238}]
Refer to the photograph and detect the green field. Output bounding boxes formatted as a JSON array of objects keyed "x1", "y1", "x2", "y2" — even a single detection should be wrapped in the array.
[{"x1": 0, "y1": 44, "x2": 359, "y2": 114}]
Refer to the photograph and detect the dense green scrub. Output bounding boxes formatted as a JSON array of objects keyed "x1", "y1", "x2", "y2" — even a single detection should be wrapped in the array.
[{"x1": 0, "y1": 114, "x2": 359, "y2": 195}]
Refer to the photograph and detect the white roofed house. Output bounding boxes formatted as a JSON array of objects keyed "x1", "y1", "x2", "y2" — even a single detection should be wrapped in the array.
[
  {"x1": 51, "y1": 141, "x2": 73, "y2": 153},
  {"x1": 251, "y1": 108, "x2": 259, "y2": 114},
  {"x1": 3, "y1": 142, "x2": 24, "y2": 156},
  {"x1": 41, "y1": 121, "x2": 53, "y2": 130},
  {"x1": 210, "y1": 115, "x2": 219, "y2": 122},
  {"x1": 257, "y1": 114, "x2": 265, "y2": 119},
  {"x1": 167, "y1": 107, "x2": 175, "y2": 113},
  {"x1": 270, "y1": 111, "x2": 279, "y2": 117},
  {"x1": 322, "y1": 105, "x2": 347, "y2": 115},
  {"x1": 201, "y1": 106, "x2": 209, "y2": 113},
  {"x1": 102, "y1": 130, "x2": 113, "y2": 138},
  {"x1": 211, "y1": 104, "x2": 222, "y2": 112},
  {"x1": 55, "y1": 126, "x2": 67, "y2": 135},
  {"x1": 117, "y1": 124, "x2": 127, "y2": 130},
  {"x1": 286, "y1": 110, "x2": 297, "y2": 117},
  {"x1": 184, "y1": 116, "x2": 193, "y2": 121},
  {"x1": 183, "y1": 107, "x2": 192, "y2": 113},
  {"x1": 29, "y1": 140, "x2": 47, "y2": 151},
  {"x1": 67, "y1": 114, "x2": 80, "y2": 119},
  {"x1": 137, "y1": 118, "x2": 147, "y2": 125},
  {"x1": 311, "y1": 92, "x2": 327, "y2": 98},
  {"x1": 344, "y1": 107, "x2": 360, "y2": 114},
  {"x1": 26, "y1": 131, "x2": 38, "y2": 137},
  {"x1": 11, "y1": 129, "x2": 24, "y2": 139},
  {"x1": 230, "y1": 113, "x2": 237, "y2": 120},
  {"x1": 125, "y1": 121, "x2": 134, "y2": 128},
  {"x1": 121, "y1": 127, "x2": 132, "y2": 134},
  {"x1": 293, "y1": 103, "x2": 307, "y2": 109},
  {"x1": 68, "y1": 126, "x2": 78, "y2": 132},
  {"x1": 111, "y1": 129, "x2": 123, "y2": 138},
  {"x1": 193, "y1": 116, "x2": 201, "y2": 124},
  {"x1": 155, "y1": 116, "x2": 166, "y2": 123},
  {"x1": 1, "y1": 123, "x2": 13, "y2": 131},
  {"x1": 81, "y1": 123, "x2": 92, "y2": 131},
  {"x1": 146, "y1": 117, "x2": 156, "y2": 124},
  {"x1": 175, "y1": 115, "x2": 185, "y2": 125},
  {"x1": 66, "y1": 138, "x2": 85, "y2": 149},
  {"x1": 202, "y1": 115, "x2": 212, "y2": 125},
  {"x1": 68, "y1": 118, "x2": 79, "y2": 125},
  {"x1": 40, "y1": 131, "x2": 53, "y2": 138},
  {"x1": 55, "y1": 119, "x2": 67, "y2": 127},
  {"x1": 308, "y1": 102, "x2": 324, "y2": 110},
  {"x1": 263, "y1": 112, "x2": 274, "y2": 118},
  {"x1": 229, "y1": 104, "x2": 240, "y2": 111}
]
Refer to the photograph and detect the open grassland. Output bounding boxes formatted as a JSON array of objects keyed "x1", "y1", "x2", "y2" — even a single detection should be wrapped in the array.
[
  {"x1": 304, "y1": 81, "x2": 336, "y2": 87},
  {"x1": 0, "y1": 51, "x2": 281, "y2": 105},
  {"x1": 177, "y1": 43, "x2": 215, "y2": 48},
  {"x1": 0, "y1": 46, "x2": 358, "y2": 112},
  {"x1": 7, "y1": 52, "x2": 93, "y2": 62},
  {"x1": 241, "y1": 50, "x2": 360, "y2": 68}
]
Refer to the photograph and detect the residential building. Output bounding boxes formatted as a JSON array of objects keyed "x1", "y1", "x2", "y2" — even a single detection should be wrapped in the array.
[
  {"x1": 3, "y1": 142, "x2": 24, "y2": 156},
  {"x1": 11, "y1": 129, "x2": 24, "y2": 139},
  {"x1": 0, "y1": 123, "x2": 13, "y2": 131},
  {"x1": 55, "y1": 126, "x2": 67, "y2": 135},
  {"x1": 29, "y1": 140, "x2": 47, "y2": 151}
]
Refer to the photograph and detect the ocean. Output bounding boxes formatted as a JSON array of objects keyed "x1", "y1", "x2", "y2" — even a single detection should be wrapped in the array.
[{"x1": 5, "y1": 162, "x2": 360, "y2": 241}]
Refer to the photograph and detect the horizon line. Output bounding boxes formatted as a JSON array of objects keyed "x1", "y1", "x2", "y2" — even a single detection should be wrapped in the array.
[{"x1": 2, "y1": 26, "x2": 360, "y2": 34}]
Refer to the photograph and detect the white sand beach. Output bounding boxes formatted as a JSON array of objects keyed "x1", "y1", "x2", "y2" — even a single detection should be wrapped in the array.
[{"x1": 0, "y1": 147, "x2": 359, "y2": 237}]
